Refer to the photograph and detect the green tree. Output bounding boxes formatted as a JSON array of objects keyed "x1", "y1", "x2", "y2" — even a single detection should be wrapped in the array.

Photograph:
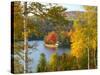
[
  {"x1": 59, "y1": 53, "x2": 78, "y2": 70},
  {"x1": 37, "y1": 53, "x2": 47, "y2": 72},
  {"x1": 49, "y1": 53, "x2": 58, "y2": 71},
  {"x1": 47, "y1": 5, "x2": 68, "y2": 33}
]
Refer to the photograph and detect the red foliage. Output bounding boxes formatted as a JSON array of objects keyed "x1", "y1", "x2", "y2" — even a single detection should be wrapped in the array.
[{"x1": 44, "y1": 31, "x2": 57, "y2": 44}]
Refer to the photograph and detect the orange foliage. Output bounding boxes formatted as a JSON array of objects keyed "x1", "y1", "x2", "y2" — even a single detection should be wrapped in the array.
[{"x1": 44, "y1": 31, "x2": 57, "y2": 44}]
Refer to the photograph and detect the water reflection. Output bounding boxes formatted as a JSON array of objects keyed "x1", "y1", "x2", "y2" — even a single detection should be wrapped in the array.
[{"x1": 27, "y1": 40, "x2": 70, "y2": 72}]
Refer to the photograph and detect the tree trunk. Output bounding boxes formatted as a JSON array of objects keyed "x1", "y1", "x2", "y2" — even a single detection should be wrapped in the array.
[
  {"x1": 87, "y1": 47, "x2": 89, "y2": 69},
  {"x1": 24, "y1": 2, "x2": 28, "y2": 73}
]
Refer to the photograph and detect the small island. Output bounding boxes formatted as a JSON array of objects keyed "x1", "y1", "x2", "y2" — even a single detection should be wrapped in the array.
[{"x1": 44, "y1": 31, "x2": 58, "y2": 49}]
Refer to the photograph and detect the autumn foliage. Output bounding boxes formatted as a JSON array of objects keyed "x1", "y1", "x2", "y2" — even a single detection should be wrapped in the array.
[{"x1": 44, "y1": 31, "x2": 57, "y2": 44}]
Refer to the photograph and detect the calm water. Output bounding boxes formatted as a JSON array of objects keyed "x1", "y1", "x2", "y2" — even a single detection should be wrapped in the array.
[{"x1": 21, "y1": 41, "x2": 70, "y2": 72}]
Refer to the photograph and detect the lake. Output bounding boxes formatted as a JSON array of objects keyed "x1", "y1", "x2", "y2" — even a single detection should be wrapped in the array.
[{"x1": 22, "y1": 41, "x2": 70, "y2": 72}]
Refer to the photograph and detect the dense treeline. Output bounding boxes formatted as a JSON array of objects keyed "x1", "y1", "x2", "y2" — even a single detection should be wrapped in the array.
[{"x1": 37, "y1": 52, "x2": 87, "y2": 72}]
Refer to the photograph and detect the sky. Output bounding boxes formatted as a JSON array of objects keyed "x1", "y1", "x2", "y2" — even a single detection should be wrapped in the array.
[
  {"x1": 37, "y1": 2, "x2": 85, "y2": 11},
  {"x1": 58, "y1": 4, "x2": 85, "y2": 11}
]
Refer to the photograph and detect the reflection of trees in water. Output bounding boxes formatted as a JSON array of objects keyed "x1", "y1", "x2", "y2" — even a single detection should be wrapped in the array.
[
  {"x1": 28, "y1": 41, "x2": 38, "y2": 55},
  {"x1": 28, "y1": 41, "x2": 38, "y2": 49}
]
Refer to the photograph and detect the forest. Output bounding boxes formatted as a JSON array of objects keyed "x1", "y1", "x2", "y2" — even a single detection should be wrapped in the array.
[{"x1": 11, "y1": 1, "x2": 97, "y2": 73}]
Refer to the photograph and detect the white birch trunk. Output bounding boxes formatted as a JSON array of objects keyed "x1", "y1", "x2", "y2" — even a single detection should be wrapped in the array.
[{"x1": 24, "y1": 2, "x2": 28, "y2": 73}]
